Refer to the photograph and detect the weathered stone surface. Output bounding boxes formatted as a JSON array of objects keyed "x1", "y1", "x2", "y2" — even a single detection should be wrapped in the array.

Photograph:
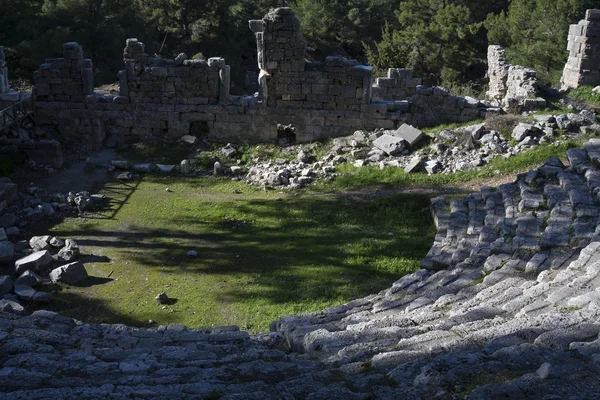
[
  {"x1": 0, "y1": 275, "x2": 13, "y2": 294},
  {"x1": 14, "y1": 251, "x2": 52, "y2": 274},
  {"x1": 15, "y1": 270, "x2": 43, "y2": 287},
  {"x1": 49, "y1": 262, "x2": 88, "y2": 285},
  {"x1": 0, "y1": 240, "x2": 14, "y2": 263},
  {"x1": 390, "y1": 124, "x2": 424, "y2": 147},
  {"x1": 372, "y1": 134, "x2": 406, "y2": 155},
  {"x1": 29, "y1": 236, "x2": 51, "y2": 251},
  {"x1": 14, "y1": 285, "x2": 36, "y2": 301}
]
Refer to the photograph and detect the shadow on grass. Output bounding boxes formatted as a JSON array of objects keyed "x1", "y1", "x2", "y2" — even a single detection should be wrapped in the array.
[{"x1": 50, "y1": 176, "x2": 435, "y2": 314}]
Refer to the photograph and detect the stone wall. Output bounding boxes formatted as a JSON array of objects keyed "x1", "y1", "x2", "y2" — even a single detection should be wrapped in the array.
[
  {"x1": 561, "y1": 9, "x2": 600, "y2": 90},
  {"x1": 486, "y1": 45, "x2": 545, "y2": 110},
  {"x1": 33, "y1": 7, "x2": 488, "y2": 148},
  {"x1": 372, "y1": 68, "x2": 421, "y2": 101}
]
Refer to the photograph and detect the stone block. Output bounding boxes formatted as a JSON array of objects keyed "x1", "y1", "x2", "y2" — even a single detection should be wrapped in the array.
[
  {"x1": 389, "y1": 123, "x2": 424, "y2": 147},
  {"x1": 50, "y1": 262, "x2": 88, "y2": 285},
  {"x1": 15, "y1": 250, "x2": 53, "y2": 275},
  {"x1": 372, "y1": 134, "x2": 407, "y2": 155}
]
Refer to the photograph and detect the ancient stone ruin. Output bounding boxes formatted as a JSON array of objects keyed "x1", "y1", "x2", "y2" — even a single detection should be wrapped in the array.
[
  {"x1": 486, "y1": 45, "x2": 545, "y2": 110},
  {"x1": 561, "y1": 9, "x2": 600, "y2": 90},
  {"x1": 32, "y1": 7, "x2": 488, "y2": 148}
]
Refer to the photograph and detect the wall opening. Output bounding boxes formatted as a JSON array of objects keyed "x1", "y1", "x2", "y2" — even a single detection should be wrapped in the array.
[
  {"x1": 189, "y1": 120, "x2": 210, "y2": 139},
  {"x1": 277, "y1": 123, "x2": 296, "y2": 146}
]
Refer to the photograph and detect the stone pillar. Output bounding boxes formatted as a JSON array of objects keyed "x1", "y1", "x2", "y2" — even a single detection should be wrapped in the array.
[
  {"x1": 486, "y1": 45, "x2": 508, "y2": 106},
  {"x1": 208, "y1": 57, "x2": 231, "y2": 104},
  {"x1": 561, "y1": 9, "x2": 600, "y2": 90},
  {"x1": 0, "y1": 46, "x2": 10, "y2": 94}
]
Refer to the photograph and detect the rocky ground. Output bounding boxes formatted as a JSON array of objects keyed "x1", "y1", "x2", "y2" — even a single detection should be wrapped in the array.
[{"x1": 2, "y1": 139, "x2": 600, "y2": 398}]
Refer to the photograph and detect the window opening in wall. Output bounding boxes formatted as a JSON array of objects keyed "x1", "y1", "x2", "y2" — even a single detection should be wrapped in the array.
[
  {"x1": 189, "y1": 120, "x2": 209, "y2": 139},
  {"x1": 277, "y1": 123, "x2": 296, "y2": 146}
]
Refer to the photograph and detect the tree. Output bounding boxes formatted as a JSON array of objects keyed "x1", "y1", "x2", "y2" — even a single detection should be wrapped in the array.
[
  {"x1": 485, "y1": 0, "x2": 597, "y2": 85},
  {"x1": 367, "y1": 0, "x2": 483, "y2": 86}
]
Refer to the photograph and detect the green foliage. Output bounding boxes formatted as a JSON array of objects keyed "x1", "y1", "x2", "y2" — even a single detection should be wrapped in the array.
[
  {"x1": 485, "y1": 0, "x2": 597, "y2": 86},
  {"x1": 568, "y1": 86, "x2": 600, "y2": 108},
  {"x1": 367, "y1": 0, "x2": 484, "y2": 86}
]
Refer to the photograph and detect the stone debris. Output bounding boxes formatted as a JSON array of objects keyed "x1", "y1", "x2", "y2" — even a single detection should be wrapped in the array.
[
  {"x1": 49, "y1": 262, "x2": 88, "y2": 285},
  {"x1": 155, "y1": 292, "x2": 170, "y2": 305}
]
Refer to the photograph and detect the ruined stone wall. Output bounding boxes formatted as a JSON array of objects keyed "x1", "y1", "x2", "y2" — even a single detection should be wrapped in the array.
[
  {"x1": 486, "y1": 45, "x2": 544, "y2": 110},
  {"x1": 119, "y1": 39, "x2": 222, "y2": 105},
  {"x1": 33, "y1": 7, "x2": 488, "y2": 148},
  {"x1": 561, "y1": 9, "x2": 600, "y2": 90},
  {"x1": 372, "y1": 68, "x2": 421, "y2": 101}
]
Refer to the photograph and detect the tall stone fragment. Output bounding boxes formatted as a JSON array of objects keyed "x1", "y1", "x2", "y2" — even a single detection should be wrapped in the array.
[
  {"x1": 561, "y1": 10, "x2": 600, "y2": 90},
  {"x1": 0, "y1": 46, "x2": 9, "y2": 94}
]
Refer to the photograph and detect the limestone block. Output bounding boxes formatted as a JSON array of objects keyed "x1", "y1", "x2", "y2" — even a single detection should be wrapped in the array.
[
  {"x1": 15, "y1": 250, "x2": 52, "y2": 275},
  {"x1": 389, "y1": 123, "x2": 424, "y2": 147},
  {"x1": 372, "y1": 134, "x2": 407, "y2": 155},
  {"x1": 50, "y1": 262, "x2": 88, "y2": 285}
]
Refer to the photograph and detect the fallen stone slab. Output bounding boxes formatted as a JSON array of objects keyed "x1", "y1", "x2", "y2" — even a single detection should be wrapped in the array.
[
  {"x1": 33, "y1": 291, "x2": 53, "y2": 304},
  {"x1": 15, "y1": 270, "x2": 43, "y2": 287},
  {"x1": 14, "y1": 250, "x2": 53, "y2": 275},
  {"x1": 110, "y1": 160, "x2": 132, "y2": 170},
  {"x1": 0, "y1": 275, "x2": 13, "y2": 294},
  {"x1": 512, "y1": 123, "x2": 540, "y2": 142},
  {"x1": 117, "y1": 172, "x2": 134, "y2": 181},
  {"x1": 132, "y1": 163, "x2": 158, "y2": 173},
  {"x1": 390, "y1": 123, "x2": 424, "y2": 147},
  {"x1": 49, "y1": 262, "x2": 88, "y2": 285},
  {"x1": 29, "y1": 235, "x2": 52, "y2": 251},
  {"x1": 179, "y1": 135, "x2": 198, "y2": 145},
  {"x1": 372, "y1": 134, "x2": 407, "y2": 156},
  {"x1": 14, "y1": 284, "x2": 36, "y2": 301},
  {"x1": 0, "y1": 241, "x2": 14, "y2": 263},
  {"x1": 404, "y1": 156, "x2": 424, "y2": 174},
  {"x1": 157, "y1": 164, "x2": 178, "y2": 173},
  {"x1": 0, "y1": 299, "x2": 25, "y2": 315}
]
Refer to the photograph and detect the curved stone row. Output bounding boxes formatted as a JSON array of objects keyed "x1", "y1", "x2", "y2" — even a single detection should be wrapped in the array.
[
  {"x1": 273, "y1": 139, "x2": 600, "y2": 398},
  {"x1": 3, "y1": 141, "x2": 600, "y2": 398}
]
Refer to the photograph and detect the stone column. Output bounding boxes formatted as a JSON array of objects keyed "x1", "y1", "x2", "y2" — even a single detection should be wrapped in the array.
[
  {"x1": 561, "y1": 9, "x2": 600, "y2": 90},
  {"x1": 0, "y1": 46, "x2": 10, "y2": 94},
  {"x1": 486, "y1": 45, "x2": 508, "y2": 106}
]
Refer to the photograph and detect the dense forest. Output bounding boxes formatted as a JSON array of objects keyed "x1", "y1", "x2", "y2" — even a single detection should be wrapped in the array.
[{"x1": 0, "y1": 0, "x2": 597, "y2": 91}]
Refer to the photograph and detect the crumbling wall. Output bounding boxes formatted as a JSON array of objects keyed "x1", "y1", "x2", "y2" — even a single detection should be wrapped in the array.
[
  {"x1": 486, "y1": 45, "x2": 544, "y2": 110},
  {"x1": 250, "y1": 8, "x2": 372, "y2": 111},
  {"x1": 33, "y1": 7, "x2": 488, "y2": 148},
  {"x1": 119, "y1": 39, "x2": 222, "y2": 105},
  {"x1": 561, "y1": 9, "x2": 600, "y2": 90},
  {"x1": 372, "y1": 68, "x2": 421, "y2": 101}
]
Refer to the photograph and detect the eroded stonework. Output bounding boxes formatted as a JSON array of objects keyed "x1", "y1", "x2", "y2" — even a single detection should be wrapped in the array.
[
  {"x1": 561, "y1": 9, "x2": 600, "y2": 90},
  {"x1": 486, "y1": 45, "x2": 545, "y2": 110},
  {"x1": 32, "y1": 8, "x2": 488, "y2": 148}
]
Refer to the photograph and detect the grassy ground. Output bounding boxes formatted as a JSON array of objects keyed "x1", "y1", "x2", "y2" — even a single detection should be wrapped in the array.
[{"x1": 44, "y1": 176, "x2": 434, "y2": 333}]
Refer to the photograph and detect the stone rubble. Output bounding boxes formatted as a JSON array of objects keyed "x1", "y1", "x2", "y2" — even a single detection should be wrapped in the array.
[{"x1": 3, "y1": 141, "x2": 600, "y2": 398}]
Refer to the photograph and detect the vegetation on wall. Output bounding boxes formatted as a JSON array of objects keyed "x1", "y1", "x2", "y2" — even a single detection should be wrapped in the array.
[{"x1": 0, "y1": 0, "x2": 594, "y2": 88}]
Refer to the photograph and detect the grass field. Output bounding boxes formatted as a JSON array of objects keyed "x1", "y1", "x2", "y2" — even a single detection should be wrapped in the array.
[{"x1": 44, "y1": 176, "x2": 435, "y2": 333}]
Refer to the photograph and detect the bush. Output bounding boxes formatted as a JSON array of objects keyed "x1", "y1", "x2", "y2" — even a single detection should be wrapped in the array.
[{"x1": 484, "y1": 114, "x2": 526, "y2": 142}]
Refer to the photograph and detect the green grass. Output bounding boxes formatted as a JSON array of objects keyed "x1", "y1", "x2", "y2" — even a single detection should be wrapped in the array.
[
  {"x1": 44, "y1": 175, "x2": 434, "y2": 333},
  {"x1": 321, "y1": 139, "x2": 582, "y2": 191},
  {"x1": 568, "y1": 86, "x2": 600, "y2": 108},
  {"x1": 422, "y1": 119, "x2": 485, "y2": 135}
]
